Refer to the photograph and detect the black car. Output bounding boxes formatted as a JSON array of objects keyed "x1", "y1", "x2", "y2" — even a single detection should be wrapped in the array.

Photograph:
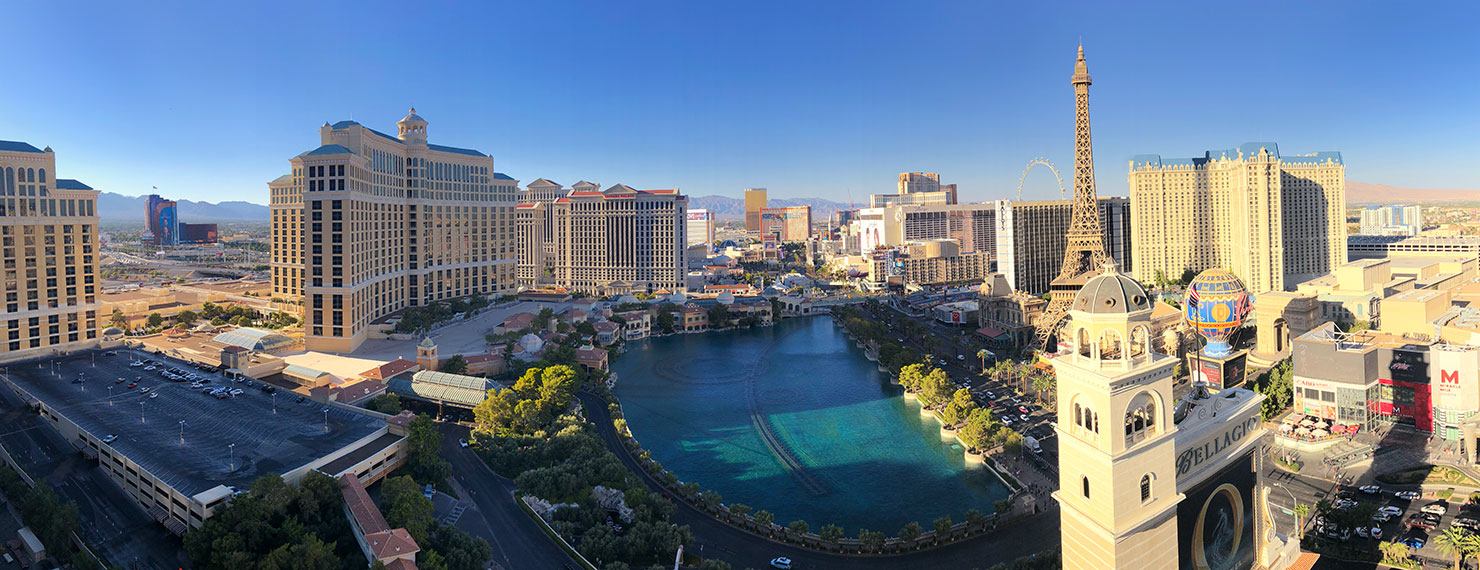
[
  {"x1": 262, "y1": 385, "x2": 276, "y2": 393},
  {"x1": 295, "y1": 395, "x2": 306, "y2": 403}
]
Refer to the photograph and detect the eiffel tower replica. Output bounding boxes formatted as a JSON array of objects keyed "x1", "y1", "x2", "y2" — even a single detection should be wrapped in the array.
[{"x1": 1031, "y1": 45, "x2": 1111, "y2": 352}]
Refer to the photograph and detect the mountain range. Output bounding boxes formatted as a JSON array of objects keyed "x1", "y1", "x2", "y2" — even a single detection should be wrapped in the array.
[
  {"x1": 97, "y1": 192, "x2": 270, "y2": 221},
  {"x1": 1346, "y1": 181, "x2": 1480, "y2": 204}
]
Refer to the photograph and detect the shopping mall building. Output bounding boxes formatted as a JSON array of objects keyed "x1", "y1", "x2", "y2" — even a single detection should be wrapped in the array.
[{"x1": 1293, "y1": 323, "x2": 1480, "y2": 440}]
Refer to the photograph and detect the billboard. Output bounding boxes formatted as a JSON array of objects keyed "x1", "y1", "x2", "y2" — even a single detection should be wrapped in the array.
[
  {"x1": 179, "y1": 223, "x2": 219, "y2": 244},
  {"x1": 1190, "y1": 352, "x2": 1246, "y2": 391},
  {"x1": 1178, "y1": 451, "x2": 1257, "y2": 570},
  {"x1": 1432, "y1": 345, "x2": 1480, "y2": 413}
]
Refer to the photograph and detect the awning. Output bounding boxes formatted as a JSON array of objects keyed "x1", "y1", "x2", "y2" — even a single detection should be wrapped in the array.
[{"x1": 975, "y1": 327, "x2": 1007, "y2": 338}]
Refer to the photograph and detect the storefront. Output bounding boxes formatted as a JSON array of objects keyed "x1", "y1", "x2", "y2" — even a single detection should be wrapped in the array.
[{"x1": 1375, "y1": 345, "x2": 1433, "y2": 432}]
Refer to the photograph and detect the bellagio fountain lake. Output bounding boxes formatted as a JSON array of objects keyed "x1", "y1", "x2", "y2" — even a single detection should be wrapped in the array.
[{"x1": 612, "y1": 316, "x2": 1010, "y2": 532}]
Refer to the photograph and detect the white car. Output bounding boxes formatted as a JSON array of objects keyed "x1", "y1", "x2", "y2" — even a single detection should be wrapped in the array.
[
  {"x1": 101, "y1": 434, "x2": 118, "y2": 444},
  {"x1": 1334, "y1": 499, "x2": 1358, "y2": 509},
  {"x1": 1422, "y1": 503, "x2": 1449, "y2": 516},
  {"x1": 1379, "y1": 506, "x2": 1403, "y2": 517},
  {"x1": 459, "y1": 439, "x2": 469, "y2": 448},
  {"x1": 1395, "y1": 491, "x2": 1421, "y2": 501},
  {"x1": 148, "y1": 392, "x2": 159, "y2": 399},
  {"x1": 770, "y1": 558, "x2": 792, "y2": 570},
  {"x1": 1355, "y1": 526, "x2": 1382, "y2": 540},
  {"x1": 1360, "y1": 485, "x2": 1381, "y2": 495}
]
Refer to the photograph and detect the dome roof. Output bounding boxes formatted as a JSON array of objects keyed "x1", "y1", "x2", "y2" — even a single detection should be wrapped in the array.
[
  {"x1": 518, "y1": 333, "x2": 544, "y2": 352},
  {"x1": 398, "y1": 107, "x2": 426, "y2": 124},
  {"x1": 419, "y1": 336, "x2": 437, "y2": 348},
  {"x1": 618, "y1": 294, "x2": 640, "y2": 304},
  {"x1": 717, "y1": 291, "x2": 735, "y2": 305},
  {"x1": 102, "y1": 327, "x2": 124, "y2": 336},
  {"x1": 1072, "y1": 262, "x2": 1151, "y2": 314},
  {"x1": 668, "y1": 292, "x2": 688, "y2": 305}
]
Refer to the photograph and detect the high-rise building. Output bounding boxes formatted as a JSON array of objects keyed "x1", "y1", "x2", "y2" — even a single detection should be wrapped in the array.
[
  {"x1": 743, "y1": 188, "x2": 767, "y2": 236},
  {"x1": 898, "y1": 172, "x2": 940, "y2": 195},
  {"x1": 686, "y1": 208, "x2": 714, "y2": 249},
  {"x1": 1359, "y1": 204, "x2": 1423, "y2": 236},
  {"x1": 520, "y1": 178, "x2": 583, "y2": 205},
  {"x1": 145, "y1": 194, "x2": 178, "y2": 245},
  {"x1": 1127, "y1": 143, "x2": 1346, "y2": 293},
  {"x1": 0, "y1": 141, "x2": 101, "y2": 360},
  {"x1": 517, "y1": 184, "x2": 686, "y2": 295},
  {"x1": 877, "y1": 203, "x2": 996, "y2": 254},
  {"x1": 872, "y1": 172, "x2": 957, "y2": 207},
  {"x1": 269, "y1": 109, "x2": 518, "y2": 352},
  {"x1": 994, "y1": 197, "x2": 1131, "y2": 295},
  {"x1": 760, "y1": 206, "x2": 811, "y2": 241}
]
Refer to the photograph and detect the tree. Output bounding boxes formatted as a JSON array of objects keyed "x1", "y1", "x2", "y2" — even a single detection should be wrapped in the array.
[
  {"x1": 472, "y1": 388, "x2": 519, "y2": 434},
  {"x1": 382, "y1": 475, "x2": 434, "y2": 545},
  {"x1": 753, "y1": 510, "x2": 775, "y2": 532},
  {"x1": 655, "y1": 311, "x2": 676, "y2": 334},
  {"x1": 1292, "y1": 503, "x2": 1310, "y2": 541},
  {"x1": 932, "y1": 516, "x2": 952, "y2": 542},
  {"x1": 922, "y1": 368, "x2": 953, "y2": 406},
  {"x1": 857, "y1": 528, "x2": 885, "y2": 551},
  {"x1": 1435, "y1": 526, "x2": 1473, "y2": 570},
  {"x1": 109, "y1": 309, "x2": 129, "y2": 329},
  {"x1": 699, "y1": 490, "x2": 722, "y2": 510},
  {"x1": 440, "y1": 354, "x2": 468, "y2": 374},
  {"x1": 964, "y1": 509, "x2": 986, "y2": 527},
  {"x1": 1002, "y1": 431, "x2": 1025, "y2": 456},
  {"x1": 786, "y1": 520, "x2": 809, "y2": 536},
  {"x1": 201, "y1": 302, "x2": 221, "y2": 319},
  {"x1": 1379, "y1": 540, "x2": 1411, "y2": 567},
  {"x1": 1032, "y1": 375, "x2": 1055, "y2": 406},
  {"x1": 729, "y1": 503, "x2": 752, "y2": 519},
  {"x1": 707, "y1": 304, "x2": 730, "y2": 329},
  {"x1": 898, "y1": 363, "x2": 927, "y2": 393},
  {"x1": 897, "y1": 521, "x2": 923, "y2": 542},
  {"x1": 976, "y1": 349, "x2": 989, "y2": 373},
  {"x1": 537, "y1": 307, "x2": 555, "y2": 328},
  {"x1": 146, "y1": 312, "x2": 163, "y2": 327},
  {"x1": 818, "y1": 523, "x2": 844, "y2": 544},
  {"x1": 408, "y1": 414, "x2": 452, "y2": 485},
  {"x1": 366, "y1": 393, "x2": 403, "y2": 415}
]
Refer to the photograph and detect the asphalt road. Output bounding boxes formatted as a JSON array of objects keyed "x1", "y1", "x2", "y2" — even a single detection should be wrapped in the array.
[
  {"x1": 436, "y1": 423, "x2": 579, "y2": 570},
  {"x1": 578, "y1": 392, "x2": 1060, "y2": 570}
]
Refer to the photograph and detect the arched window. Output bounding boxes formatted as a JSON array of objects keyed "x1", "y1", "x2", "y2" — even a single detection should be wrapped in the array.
[
  {"x1": 1130, "y1": 325, "x2": 1149, "y2": 359},
  {"x1": 1124, "y1": 391, "x2": 1158, "y2": 446},
  {"x1": 1082, "y1": 476, "x2": 1090, "y2": 499},
  {"x1": 1077, "y1": 327, "x2": 1091, "y2": 358},
  {"x1": 1140, "y1": 474, "x2": 1152, "y2": 502},
  {"x1": 1101, "y1": 329, "x2": 1123, "y2": 361},
  {"x1": 37, "y1": 169, "x2": 45, "y2": 183},
  {"x1": 26, "y1": 168, "x2": 34, "y2": 183},
  {"x1": 1074, "y1": 403, "x2": 1082, "y2": 427}
]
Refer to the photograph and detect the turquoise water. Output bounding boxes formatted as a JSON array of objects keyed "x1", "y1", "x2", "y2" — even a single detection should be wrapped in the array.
[{"x1": 613, "y1": 316, "x2": 1009, "y2": 532}]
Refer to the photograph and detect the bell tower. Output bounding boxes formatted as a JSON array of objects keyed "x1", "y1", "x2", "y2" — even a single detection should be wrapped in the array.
[
  {"x1": 1053, "y1": 262, "x2": 1180, "y2": 570},
  {"x1": 397, "y1": 108, "x2": 428, "y2": 146},
  {"x1": 416, "y1": 336, "x2": 439, "y2": 371}
]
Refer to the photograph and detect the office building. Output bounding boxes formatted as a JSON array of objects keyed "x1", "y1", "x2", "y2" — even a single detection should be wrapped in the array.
[
  {"x1": 269, "y1": 109, "x2": 518, "y2": 353},
  {"x1": 145, "y1": 194, "x2": 178, "y2": 245},
  {"x1": 686, "y1": 208, "x2": 715, "y2": 249},
  {"x1": 1127, "y1": 143, "x2": 1346, "y2": 293},
  {"x1": 861, "y1": 239, "x2": 990, "y2": 290},
  {"x1": 760, "y1": 205, "x2": 811, "y2": 241},
  {"x1": 744, "y1": 188, "x2": 767, "y2": 236},
  {"x1": 870, "y1": 172, "x2": 958, "y2": 208},
  {"x1": 516, "y1": 184, "x2": 686, "y2": 295},
  {"x1": 0, "y1": 141, "x2": 101, "y2": 360},
  {"x1": 1359, "y1": 204, "x2": 1423, "y2": 236},
  {"x1": 994, "y1": 197, "x2": 1131, "y2": 295}
]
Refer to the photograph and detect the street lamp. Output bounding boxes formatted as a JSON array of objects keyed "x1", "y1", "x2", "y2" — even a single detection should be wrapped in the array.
[
  {"x1": 179, "y1": 420, "x2": 186, "y2": 445},
  {"x1": 1271, "y1": 482, "x2": 1300, "y2": 538},
  {"x1": 108, "y1": 386, "x2": 113, "y2": 406},
  {"x1": 322, "y1": 408, "x2": 329, "y2": 433},
  {"x1": 140, "y1": 400, "x2": 146, "y2": 423},
  {"x1": 229, "y1": 443, "x2": 236, "y2": 471},
  {"x1": 272, "y1": 392, "x2": 277, "y2": 414}
]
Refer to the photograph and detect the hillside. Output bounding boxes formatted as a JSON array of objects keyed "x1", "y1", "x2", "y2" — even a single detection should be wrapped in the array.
[
  {"x1": 98, "y1": 192, "x2": 270, "y2": 221},
  {"x1": 1347, "y1": 181, "x2": 1480, "y2": 205}
]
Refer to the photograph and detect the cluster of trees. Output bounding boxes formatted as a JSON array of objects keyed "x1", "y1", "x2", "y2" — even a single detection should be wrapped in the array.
[
  {"x1": 184, "y1": 471, "x2": 489, "y2": 570},
  {"x1": 183, "y1": 471, "x2": 366, "y2": 569},
  {"x1": 0, "y1": 467, "x2": 95, "y2": 569},
  {"x1": 159, "y1": 302, "x2": 300, "y2": 330},
  {"x1": 365, "y1": 393, "x2": 403, "y2": 415},
  {"x1": 897, "y1": 364, "x2": 1023, "y2": 454},
  {"x1": 392, "y1": 295, "x2": 492, "y2": 334},
  {"x1": 380, "y1": 475, "x2": 491, "y2": 570},
  {"x1": 472, "y1": 365, "x2": 580, "y2": 435},
  {"x1": 474, "y1": 384, "x2": 694, "y2": 567},
  {"x1": 406, "y1": 413, "x2": 453, "y2": 487},
  {"x1": 1151, "y1": 269, "x2": 1199, "y2": 289},
  {"x1": 1249, "y1": 359, "x2": 1294, "y2": 420}
]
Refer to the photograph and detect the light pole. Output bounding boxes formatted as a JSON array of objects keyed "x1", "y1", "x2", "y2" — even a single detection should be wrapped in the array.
[
  {"x1": 1271, "y1": 482, "x2": 1300, "y2": 538},
  {"x1": 108, "y1": 386, "x2": 113, "y2": 406},
  {"x1": 229, "y1": 443, "x2": 236, "y2": 471},
  {"x1": 322, "y1": 408, "x2": 329, "y2": 433},
  {"x1": 179, "y1": 420, "x2": 186, "y2": 445},
  {"x1": 140, "y1": 401, "x2": 146, "y2": 423}
]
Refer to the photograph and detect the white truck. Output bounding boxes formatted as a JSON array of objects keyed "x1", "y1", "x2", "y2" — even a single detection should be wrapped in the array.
[{"x1": 1024, "y1": 436, "x2": 1042, "y2": 454}]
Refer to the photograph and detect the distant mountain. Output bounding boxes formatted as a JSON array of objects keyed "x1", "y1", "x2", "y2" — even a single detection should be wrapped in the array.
[
  {"x1": 97, "y1": 192, "x2": 269, "y2": 222},
  {"x1": 1347, "y1": 181, "x2": 1480, "y2": 205},
  {"x1": 687, "y1": 195, "x2": 851, "y2": 220}
]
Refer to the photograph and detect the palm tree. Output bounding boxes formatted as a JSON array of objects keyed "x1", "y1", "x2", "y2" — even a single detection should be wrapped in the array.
[
  {"x1": 1031, "y1": 375, "x2": 1054, "y2": 405},
  {"x1": 977, "y1": 349, "x2": 990, "y2": 374},
  {"x1": 1291, "y1": 503, "x2": 1310, "y2": 541},
  {"x1": 1435, "y1": 526, "x2": 1472, "y2": 570}
]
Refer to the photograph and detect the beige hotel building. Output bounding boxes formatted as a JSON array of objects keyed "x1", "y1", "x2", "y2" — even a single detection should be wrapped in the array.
[
  {"x1": 1127, "y1": 143, "x2": 1345, "y2": 293},
  {"x1": 0, "y1": 141, "x2": 100, "y2": 361},
  {"x1": 270, "y1": 110, "x2": 517, "y2": 353},
  {"x1": 517, "y1": 184, "x2": 686, "y2": 295}
]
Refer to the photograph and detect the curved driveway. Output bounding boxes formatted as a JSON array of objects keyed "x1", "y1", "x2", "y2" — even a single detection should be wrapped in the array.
[{"x1": 578, "y1": 392, "x2": 1059, "y2": 569}]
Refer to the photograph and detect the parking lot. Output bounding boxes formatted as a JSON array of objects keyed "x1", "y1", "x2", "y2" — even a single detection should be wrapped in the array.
[
  {"x1": 1305, "y1": 484, "x2": 1479, "y2": 563},
  {"x1": 1, "y1": 348, "x2": 384, "y2": 497}
]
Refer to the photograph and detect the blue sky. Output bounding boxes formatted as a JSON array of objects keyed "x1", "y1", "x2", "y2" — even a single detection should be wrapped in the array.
[{"x1": 5, "y1": 1, "x2": 1478, "y2": 205}]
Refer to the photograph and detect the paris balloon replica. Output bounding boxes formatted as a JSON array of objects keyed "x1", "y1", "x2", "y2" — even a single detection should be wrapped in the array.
[{"x1": 1183, "y1": 269, "x2": 1252, "y2": 390}]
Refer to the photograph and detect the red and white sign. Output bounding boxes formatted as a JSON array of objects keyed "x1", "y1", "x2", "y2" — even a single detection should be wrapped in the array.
[{"x1": 1432, "y1": 346, "x2": 1480, "y2": 412}]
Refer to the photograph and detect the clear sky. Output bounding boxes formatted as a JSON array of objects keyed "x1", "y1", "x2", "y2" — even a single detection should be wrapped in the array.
[{"x1": 5, "y1": 1, "x2": 1478, "y2": 205}]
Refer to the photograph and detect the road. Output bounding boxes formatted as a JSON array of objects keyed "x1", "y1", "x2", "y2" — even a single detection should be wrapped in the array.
[
  {"x1": 578, "y1": 392, "x2": 1060, "y2": 570},
  {"x1": 436, "y1": 423, "x2": 579, "y2": 570}
]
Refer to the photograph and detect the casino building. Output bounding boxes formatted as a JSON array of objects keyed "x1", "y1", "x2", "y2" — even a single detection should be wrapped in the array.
[{"x1": 1054, "y1": 262, "x2": 1267, "y2": 570}]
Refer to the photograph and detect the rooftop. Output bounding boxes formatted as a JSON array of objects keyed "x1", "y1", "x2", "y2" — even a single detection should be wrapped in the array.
[
  {"x1": 1131, "y1": 142, "x2": 1342, "y2": 170},
  {"x1": 4, "y1": 349, "x2": 385, "y2": 498},
  {"x1": 54, "y1": 179, "x2": 93, "y2": 190},
  {"x1": 0, "y1": 140, "x2": 44, "y2": 154}
]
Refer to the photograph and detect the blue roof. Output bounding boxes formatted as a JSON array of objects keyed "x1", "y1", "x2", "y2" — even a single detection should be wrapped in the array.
[
  {"x1": 54, "y1": 179, "x2": 92, "y2": 190},
  {"x1": 1131, "y1": 142, "x2": 1341, "y2": 170},
  {"x1": 493, "y1": 172, "x2": 515, "y2": 180},
  {"x1": 429, "y1": 143, "x2": 486, "y2": 157},
  {"x1": 303, "y1": 144, "x2": 354, "y2": 156},
  {"x1": 329, "y1": 120, "x2": 400, "y2": 143},
  {"x1": 0, "y1": 140, "x2": 44, "y2": 153}
]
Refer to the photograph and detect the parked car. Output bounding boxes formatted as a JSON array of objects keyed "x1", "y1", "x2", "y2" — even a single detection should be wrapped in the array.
[
  {"x1": 1454, "y1": 517, "x2": 1480, "y2": 530},
  {"x1": 1379, "y1": 506, "x2": 1403, "y2": 517},
  {"x1": 1406, "y1": 514, "x2": 1437, "y2": 530},
  {"x1": 1402, "y1": 535, "x2": 1426, "y2": 548},
  {"x1": 1422, "y1": 503, "x2": 1449, "y2": 516},
  {"x1": 1356, "y1": 526, "x2": 1382, "y2": 540},
  {"x1": 459, "y1": 439, "x2": 469, "y2": 448},
  {"x1": 149, "y1": 393, "x2": 159, "y2": 400},
  {"x1": 1395, "y1": 490, "x2": 1421, "y2": 501},
  {"x1": 295, "y1": 395, "x2": 306, "y2": 403},
  {"x1": 101, "y1": 434, "x2": 118, "y2": 444},
  {"x1": 770, "y1": 558, "x2": 792, "y2": 570},
  {"x1": 139, "y1": 387, "x2": 150, "y2": 393},
  {"x1": 1360, "y1": 485, "x2": 1381, "y2": 495},
  {"x1": 126, "y1": 382, "x2": 138, "y2": 389}
]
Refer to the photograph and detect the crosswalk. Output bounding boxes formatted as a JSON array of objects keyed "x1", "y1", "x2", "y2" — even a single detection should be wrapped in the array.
[{"x1": 442, "y1": 500, "x2": 470, "y2": 526}]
